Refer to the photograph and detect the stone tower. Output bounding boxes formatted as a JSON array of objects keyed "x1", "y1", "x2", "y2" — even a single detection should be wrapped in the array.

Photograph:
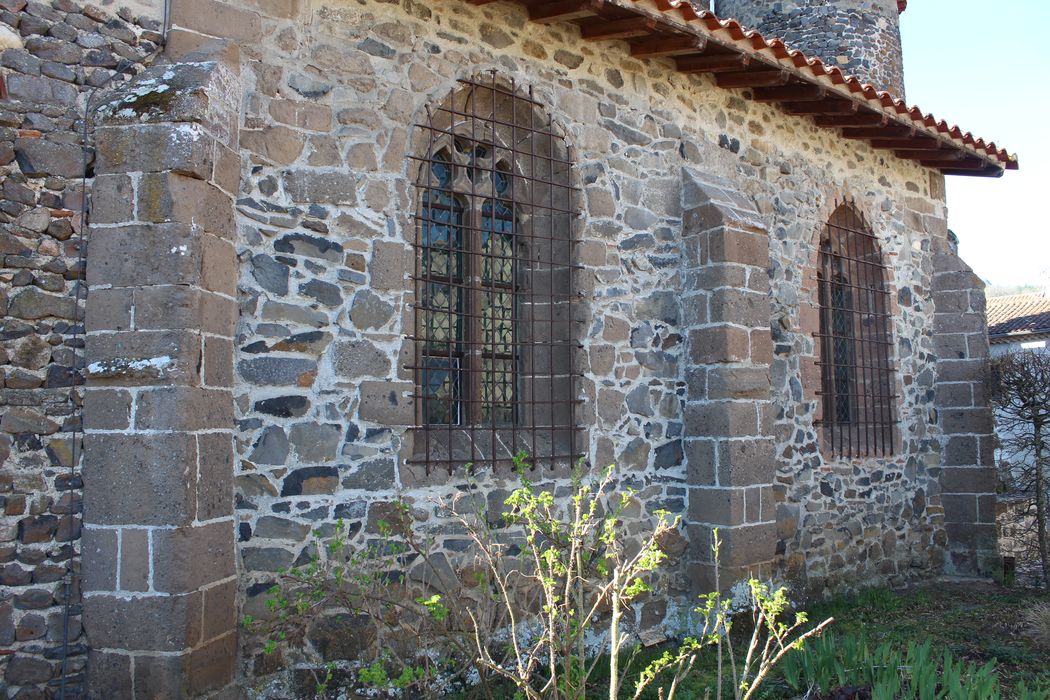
[{"x1": 715, "y1": 0, "x2": 907, "y2": 97}]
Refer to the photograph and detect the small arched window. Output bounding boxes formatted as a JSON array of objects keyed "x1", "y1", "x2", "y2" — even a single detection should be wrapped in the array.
[
  {"x1": 815, "y1": 202, "x2": 897, "y2": 458},
  {"x1": 409, "y1": 74, "x2": 580, "y2": 474}
]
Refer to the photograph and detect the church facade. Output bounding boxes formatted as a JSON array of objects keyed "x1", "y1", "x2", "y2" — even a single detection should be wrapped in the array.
[{"x1": 0, "y1": 0, "x2": 1016, "y2": 696}]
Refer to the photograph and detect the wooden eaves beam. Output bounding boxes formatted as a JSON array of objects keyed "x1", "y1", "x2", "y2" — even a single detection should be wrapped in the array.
[
  {"x1": 629, "y1": 35, "x2": 707, "y2": 58},
  {"x1": 752, "y1": 83, "x2": 825, "y2": 102},
  {"x1": 716, "y1": 70, "x2": 790, "y2": 88},
  {"x1": 675, "y1": 53, "x2": 751, "y2": 73},
  {"x1": 899, "y1": 149, "x2": 965, "y2": 162},
  {"x1": 868, "y1": 137, "x2": 942, "y2": 150},
  {"x1": 529, "y1": 0, "x2": 605, "y2": 23},
  {"x1": 579, "y1": 16, "x2": 657, "y2": 41},
  {"x1": 782, "y1": 100, "x2": 859, "y2": 115},
  {"x1": 813, "y1": 113, "x2": 888, "y2": 127}
]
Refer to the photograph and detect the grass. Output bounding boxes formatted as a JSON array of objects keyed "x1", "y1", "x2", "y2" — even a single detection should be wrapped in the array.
[
  {"x1": 794, "y1": 581, "x2": 1050, "y2": 696},
  {"x1": 454, "y1": 582, "x2": 1050, "y2": 699}
]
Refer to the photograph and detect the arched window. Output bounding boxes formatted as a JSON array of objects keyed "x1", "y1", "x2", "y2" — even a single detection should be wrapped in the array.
[
  {"x1": 815, "y1": 202, "x2": 897, "y2": 458},
  {"x1": 410, "y1": 74, "x2": 580, "y2": 474}
]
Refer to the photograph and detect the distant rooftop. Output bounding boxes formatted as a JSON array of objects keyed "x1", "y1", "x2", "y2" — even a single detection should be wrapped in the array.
[{"x1": 987, "y1": 293, "x2": 1050, "y2": 342}]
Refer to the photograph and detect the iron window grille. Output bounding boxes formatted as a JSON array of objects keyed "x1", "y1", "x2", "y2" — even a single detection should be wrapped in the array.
[
  {"x1": 408, "y1": 73, "x2": 584, "y2": 474},
  {"x1": 815, "y1": 201, "x2": 898, "y2": 458}
]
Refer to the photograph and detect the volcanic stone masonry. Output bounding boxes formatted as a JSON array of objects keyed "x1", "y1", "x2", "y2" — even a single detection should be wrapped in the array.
[
  {"x1": 0, "y1": 0, "x2": 1001, "y2": 697},
  {"x1": 0, "y1": 1, "x2": 160, "y2": 697}
]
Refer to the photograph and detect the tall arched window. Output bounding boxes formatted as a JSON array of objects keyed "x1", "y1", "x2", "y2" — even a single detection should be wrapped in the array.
[
  {"x1": 409, "y1": 74, "x2": 580, "y2": 474},
  {"x1": 815, "y1": 202, "x2": 897, "y2": 458}
]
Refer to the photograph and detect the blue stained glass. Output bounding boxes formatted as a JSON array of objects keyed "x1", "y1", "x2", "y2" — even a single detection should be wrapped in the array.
[
  {"x1": 494, "y1": 169, "x2": 510, "y2": 196},
  {"x1": 422, "y1": 356, "x2": 460, "y2": 425}
]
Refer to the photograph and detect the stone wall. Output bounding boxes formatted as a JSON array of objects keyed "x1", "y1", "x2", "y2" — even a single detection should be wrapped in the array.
[
  {"x1": 0, "y1": 0, "x2": 1003, "y2": 694},
  {"x1": 715, "y1": 0, "x2": 906, "y2": 97},
  {"x1": 931, "y1": 234, "x2": 999, "y2": 576},
  {"x1": 155, "y1": 0, "x2": 970, "y2": 688},
  {"x1": 0, "y1": 2, "x2": 159, "y2": 696},
  {"x1": 768, "y1": 179, "x2": 951, "y2": 593},
  {"x1": 80, "y1": 46, "x2": 242, "y2": 698}
]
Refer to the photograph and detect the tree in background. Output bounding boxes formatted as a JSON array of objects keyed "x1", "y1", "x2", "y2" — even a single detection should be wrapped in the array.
[{"x1": 991, "y1": 350, "x2": 1050, "y2": 590}]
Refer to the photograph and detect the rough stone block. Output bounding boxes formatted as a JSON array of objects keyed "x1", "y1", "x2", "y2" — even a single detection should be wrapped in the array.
[
  {"x1": 83, "y1": 389, "x2": 132, "y2": 430},
  {"x1": 89, "y1": 173, "x2": 135, "y2": 224},
  {"x1": 86, "y1": 649, "x2": 132, "y2": 700},
  {"x1": 197, "y1": 432, "x2": 234, "y2": 521},
  {"x1": 359, "y1": 381, "x2": 413, "y2": 425},
  {"x1": 14, "y1": 136, "x2": 84, "y2": 178},
  {"x1": 706, "y1": 366, "x2": 770, "y2": 400},
  {"x1": 940, "y1": 466, "x2": 996, "y2": 494},
  {"x1": 170, "y1": 0, "x2": 262, "y2": 42},
  {"x1": 137, "y1": 172, "x2": 234, "y2": 239},
  {"x1": 86, "y1": 223, "x2": 203, "y2": 288},
  {"x1": 718, "y1": 437, "x2": 775, "y2": 487},
  {"x1": 369, "y1": 241, "x2": 411, "y2": 291},
  {"x1": 81, "y1": 527, "x2": 117, "y2": 592},
  {"x1": 688, "y1": 486, "x2": 745, "y2": 525},
  {"x1": 84, "y1": 287, "x2": 132, "y2": 332},
  {"x1": 240, "y1": 124, "x2": 305, "y2": 165},
  {"x1": 688, "y1": 326, "x2": 750, "y2": 364},
  {"x1": 119, "y1": 528, "x2": 149, "y2": 592},
  {"x1": 95, "y1": 123, "x2": 215, "y2": 179},
  {"x1": 135, "y1": 287, "x2": 237, "y2": 336},
  {"x1": 83, "y1": 591, "x2": 202, "y2": 651},
  {"x1": 83, "y1": 433, "x2": 198, "y2": 526},
  {"x1": 283, "y1": 169, "x2": 357, "y2": 204},
  {"x1": 684, "y1": 401, "x2": 758, "y2": 437},
  {"x1": 151, "y1": 521, "x2": 235, "y2": 593},
  {"x1": 269, "y1": 99, "x2": 332, "y2": 131},
  {"x1": 135, "y1": 386, "x2": 234, "y2": 431},
  {"x1": 940, "y1": 408, "x2": 993, "y2": 435},
  {"x1": 86, "y1": 330, "x2": 202, "y2": 386},
  {"x1": 940, "y1": 493, "x2": 977, "y2": 523},
  {"x1": 6, "y1": 72, "x2": 77, "y2": 105}
]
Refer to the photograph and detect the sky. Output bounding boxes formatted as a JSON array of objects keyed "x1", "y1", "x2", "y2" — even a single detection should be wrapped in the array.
[{"x1": 898, "y1": 0, "x2": 1050, "y2": 290}]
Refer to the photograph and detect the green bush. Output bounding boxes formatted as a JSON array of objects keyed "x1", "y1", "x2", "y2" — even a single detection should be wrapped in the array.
[{"x1": 244, "y1": 455, "x2": 830, "y2": 699}]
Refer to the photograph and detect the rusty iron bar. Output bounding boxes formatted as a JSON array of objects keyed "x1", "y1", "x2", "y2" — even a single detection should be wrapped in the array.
[
  {"x1": 814, "y1": 199, "x2": 897, "y2": 458},
  {"x1": 411, "y1": 72, "x2": 583, "y2": 474}
]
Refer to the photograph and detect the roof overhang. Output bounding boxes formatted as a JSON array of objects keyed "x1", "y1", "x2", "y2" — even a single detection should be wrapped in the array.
[{"x1": 467, "y1": 0, "x2": 1018, "y2": 177}]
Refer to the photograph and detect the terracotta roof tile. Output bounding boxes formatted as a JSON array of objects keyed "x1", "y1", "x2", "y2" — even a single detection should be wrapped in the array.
[
  {"x1": 631, "y1": 0, "x2": 1018, "y2": 172},
  {"x1": 987, "y1": 293, "x2": 1050, "y2": 339}
]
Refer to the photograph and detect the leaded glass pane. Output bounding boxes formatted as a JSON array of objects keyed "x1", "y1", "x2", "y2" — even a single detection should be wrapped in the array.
[
  {"x1": 482, "y1": 199, "x2": 514, "y2": 284},
  {"x1": 422, "y1": 357, "x2": 460, "y2": 425},
  {"x1": 481, "y1": 358, "x2": 514, "y2": 426}
]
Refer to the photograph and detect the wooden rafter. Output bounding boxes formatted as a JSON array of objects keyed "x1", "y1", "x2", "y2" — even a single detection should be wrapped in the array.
[
  {"x1": 629, "y1": 35, "x2": 707, "y2": 57},
  {"x1": 579, "y1": 16, "x2": 658, "y2": 41},
  {"x1": 899, "y1": 149, "x2": 965, "y2": 162},
  {"x1": 868, "y1": 137, "x2": 942, "y2": 150},
  {"x1": 839, "y1": 126, "x2": 912, "y2": 139},
  {"x1": 782, "y1": 100, "x2": 859, "y2": 115},
  {"x1": 813, "y1": 113, "x2": 889, "y2": 127},
  {"x1": 716, "y1": 70, "x2": 789, "y2": 88},
  {"x1": 675, "y1": 53, "x2": 750, "y2": 74},
  {"x1": 529, "y1": 0, "x2": 604, "y2": 23},
  {"x1": 752, "y1": 83, "x2": 825, "y2": 102}
]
